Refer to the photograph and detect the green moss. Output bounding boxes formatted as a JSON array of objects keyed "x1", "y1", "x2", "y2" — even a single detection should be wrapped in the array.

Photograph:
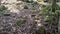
[
  {"x1": 42, "y1": 5, "x2": 46, "y2": 7},
  {"x1": 39, "y1": 5, "x2": 51, "y2": 15},
  {"x1": 4, "y1": 14, "x2": 10, "y2": 16},
  {"x1": 36, "y1": 27, "x2": 45, "y2": 34},
  {"x1": 44, "y1": 16, "x2": 50, "y2": 22},
  {"x1": 34, "y1": 16, "x2": 39, "y2": 20},
  {"x1": 0, "y1": 8, "x2": 3, "y2": 11},
  {"x1": 39, "y1": 11, "x2": 44, "y2": 15},
  {"x1": 24, "y1": 5, "x2": 28, "y2": 9},
  {"x1": 0, "y1": 6, "x2": 7, "y2": 11},
  {"x1": 0, "y1": 6, "x2": 7, "y2": 13},
  {"x1": 58, "y1": 30, "x2": 60, "y2": 34},
  {"x1": 55, "y1": 4, "x2": 60, "y2": 10},
  {"x1": 16, "y1": 18, "x2": 26, "y2": 26},
  {"x1": 42, "y1": 6, "x2": 51, "y2": 12},
  {"x1": 49, "y1": 12, "x2": 58, "y2": 17}
]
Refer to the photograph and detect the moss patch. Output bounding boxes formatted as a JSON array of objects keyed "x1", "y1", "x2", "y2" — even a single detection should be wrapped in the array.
[
  {"x1": 36, "y1": 27, "x2": 45, "y2": 34},
  {"x1": 34, "y1": 16, "x2": 39, "y2": 20},
  {"x1": 4, "y1": 14, "x2": 10, "y2": 16},
  {"x1": 24, "y1": 5, "x2": 28, "y2": 9},
  {"x1": 16, "y1": 18, "x2": 26, "y2": 26}
]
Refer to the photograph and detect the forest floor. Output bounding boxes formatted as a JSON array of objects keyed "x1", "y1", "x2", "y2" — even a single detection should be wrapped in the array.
[
  {"x1": 0, "y1": 1, "x2": 60, "y2": 34},
  {"x1": 0, "y1": 1, "x2": 43, "y2": 34}
]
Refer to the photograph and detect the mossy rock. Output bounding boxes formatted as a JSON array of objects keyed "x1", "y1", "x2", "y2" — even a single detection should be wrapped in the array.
[
  {"x1": 4, "y1": 14, "x2": 10, "y2": 16},
  {"x1": 16, "y1": 18, "x2": 26, "y2": 26},
  {"x1": 36, "y1": 27, "x2": 45, "y2": 34}
]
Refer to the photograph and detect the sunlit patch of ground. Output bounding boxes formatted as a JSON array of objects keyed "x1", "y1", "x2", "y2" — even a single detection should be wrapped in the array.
[{"x1": 10, "y1": 8, "x2": 20, "y2": 14}]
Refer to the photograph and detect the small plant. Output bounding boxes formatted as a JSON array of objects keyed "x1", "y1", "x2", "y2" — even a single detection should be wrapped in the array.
[
  {"x1": 16, "y1": 18, "x2": 26, "y2": 26},
  {"x1": 24, "y1": 5, "x2": 28, "y2": 9},
  {"x1": 44, "y1": 15, "x2": 50, "y2": 22},
  {"x1": 49, "y1": 12, "x2": 58, "y2": 17},
  {"x1": 40, "y1": 5, "x2": 51, "y2": 15},
  {"x1": 42, "y1": 6, "x2": 51, "y2": 12},
  {"x1": 55, "y1": 4, "x2": 60, "y2": 10},
  {"x1": 36, "y1": 27, "x2": 45, "y2": 34}
]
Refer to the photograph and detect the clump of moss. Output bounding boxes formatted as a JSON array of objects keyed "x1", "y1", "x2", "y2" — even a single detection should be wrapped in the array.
[
  {"x1": 49, "y1": 11, "x2": 58, "y2": 17},
  {"x1": 0, "y1": 6, "x2": 7, "y2": 13},
  {"x1": 36, "y1": 27, "x2": 45, "y2": 34},
  {"x1": 39, "y1": 11, "x2": 44, "y2": 15},
  {"x1": 42, "y1": 5, "x2": 46, "y2": 7},
  {"x1": 16, "y1": 18, "x2": 26, "y2": 26},
  {"x1": 0, "y1": 6, "x2": 7, "y2": 11},
  {"x1": 58, "y1": 30, "x2": 60, "y2": 34},
  {"x1": 4, "y1": 14, "x2": 10, "y2": 16},
  {"x1": 24, "y1": 5, "x2": 28, "y2": 9},
  {"x1": 34, "y1": 16, "x2": 39, "y2": 20},
  {"x1": 44, "y1": 16, "x2": 50, "y2": 22}
]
